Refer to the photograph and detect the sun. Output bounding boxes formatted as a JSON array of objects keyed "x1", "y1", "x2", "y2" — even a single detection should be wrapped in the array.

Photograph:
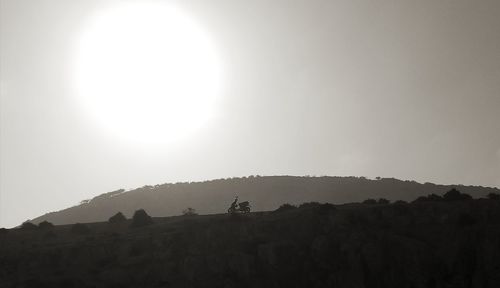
[{"x1": 73, "y1": 2, "x2": 222, "y2": 146}]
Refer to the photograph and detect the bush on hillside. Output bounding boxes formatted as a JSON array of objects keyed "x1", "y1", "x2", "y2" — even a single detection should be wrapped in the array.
[
  {"x1": 443, "y1": 188, "x2": 472, "y2": 201},
  {"x1": 428, "y1": 194, "x2": 444, "y2": 201},
  {"x1": 182, "y1": 207, "x2": 198, "y2": 216},
  {"x1": 131, "y1": 209, "x2": 153, "y2": 227},
  {"x1": 38, "y1": 221, "x2": 54, "y2": 229},
  {"x1": 299, "y1": 202, "x2": 321, "y2": 209},
  {"x1": 274, "y1": 203, "x2": 297, "y2": 213},
  {"x1": 362, "y1": 199, "x2": 377, "y2": 204},
  {"x1": 108, "y1": 212, "x2": 127, "y2": 223},
  {"x1": 377, "y1": 198, "x2": 390, "y2": 204},
  {"x1": 413, "y1": 194, "x2": 443, "y2": 203},
  {"x1": 20, "y1": 221, "x2": 37, "y2": 230}
]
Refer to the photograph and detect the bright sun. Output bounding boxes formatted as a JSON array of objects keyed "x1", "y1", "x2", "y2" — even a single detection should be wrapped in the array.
[{"x1": 73, "y1": 2, "x2": 222, "y2": 146}]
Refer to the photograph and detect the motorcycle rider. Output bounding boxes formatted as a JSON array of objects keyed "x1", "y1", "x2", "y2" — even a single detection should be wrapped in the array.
[{"x1": 229, "y1": 196, "x2": 238, "y2": 212}]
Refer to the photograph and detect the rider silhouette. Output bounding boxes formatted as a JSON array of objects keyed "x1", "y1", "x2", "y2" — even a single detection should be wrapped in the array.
[{"x1": 230, "y1": 196, "x2": 238, "y2": 211}]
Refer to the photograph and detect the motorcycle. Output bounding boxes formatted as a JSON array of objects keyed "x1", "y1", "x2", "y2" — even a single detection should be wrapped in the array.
[{"x1": 228, "y1": 199, "x2": 251, "y2": 214}]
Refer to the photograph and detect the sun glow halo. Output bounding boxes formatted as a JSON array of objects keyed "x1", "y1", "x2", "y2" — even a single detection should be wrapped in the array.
[{"x1": 73, "y1": 2, "x2": 222, "y2": 146}]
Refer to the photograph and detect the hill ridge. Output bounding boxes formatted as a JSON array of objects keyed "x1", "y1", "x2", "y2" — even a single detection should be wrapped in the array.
[{"x1": 30, "y1": 175, "x2": 500, "y2": 225}]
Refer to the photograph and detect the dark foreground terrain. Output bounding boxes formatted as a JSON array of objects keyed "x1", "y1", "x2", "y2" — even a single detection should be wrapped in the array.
[{"x1": 2, "y1": 199, "x2": 500, "y2": 287}]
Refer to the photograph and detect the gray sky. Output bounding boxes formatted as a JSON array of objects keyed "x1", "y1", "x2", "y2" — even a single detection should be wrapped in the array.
[{"x1": 1, "y1": 0, "x2": 500, "y2": 228}]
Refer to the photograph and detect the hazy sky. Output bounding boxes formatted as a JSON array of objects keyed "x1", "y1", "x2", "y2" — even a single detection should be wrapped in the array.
[{"x1": 1, "y1": 0, "x2": 500, "y2": 227}]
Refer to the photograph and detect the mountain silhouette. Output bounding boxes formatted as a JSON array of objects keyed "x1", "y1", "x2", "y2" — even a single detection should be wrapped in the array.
[{"x1": 30, "y1": 176, "x2": 499, "y2": 225}]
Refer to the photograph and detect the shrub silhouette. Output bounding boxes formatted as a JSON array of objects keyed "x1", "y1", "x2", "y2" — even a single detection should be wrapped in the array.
[
  {"x1": 362, "y1": 199, "x2": 377, "y2": 204},
  {"x1": 38, "y1": 221, "x2": 54, "y2": 229},
  {"x1": 443, "y1": 188, "x2": 472, "y2": 201},
  {"x1": 413, "y1": 194, "x2": 443, "y2": 203},
  {"x1": 427, "y1": 194, "x2": 444, "y2": 201},
  {"x1": 71, "y1": 223, "x2": 90, "y2": 235},
  {"x1": 182, "y1": 207, "x2": 198, "y2": 216},
  {"x1": 377, "y1": 198, "x2": 390, "y2": 204},
  {"x1": 20, "y1": 221, "x2": 37, "y2": 230},
  {"x1": 299, "y1": 202, "x2": 321, "y2": 208},
  {"x1": 108, "y1": 212, "x2": 127, "y2": 223},
  {"x1": 274, "y1": 203, "x2": 297, "y2": 212},
  {"x1": 131, "y1": 209, "x2": 153, "y2": 227}
]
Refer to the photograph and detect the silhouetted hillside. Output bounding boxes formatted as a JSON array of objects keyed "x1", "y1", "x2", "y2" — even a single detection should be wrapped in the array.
[
  {"x1": 30, "y1": 176, "x2": 499, "y2": 225},
  {"x1": 2, "y1": 199, "x2": 500, "y2": 287}
]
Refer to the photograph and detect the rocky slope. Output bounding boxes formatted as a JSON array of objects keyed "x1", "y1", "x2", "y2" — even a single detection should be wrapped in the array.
[{"x1": 30, "y1": 176, "x2": 499, "y2": 225}]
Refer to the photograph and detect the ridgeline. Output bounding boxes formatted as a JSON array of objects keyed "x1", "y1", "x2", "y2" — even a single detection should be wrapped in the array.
[{"x1": 30, "y1": 176, "x2": 499, "y2": 225}]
